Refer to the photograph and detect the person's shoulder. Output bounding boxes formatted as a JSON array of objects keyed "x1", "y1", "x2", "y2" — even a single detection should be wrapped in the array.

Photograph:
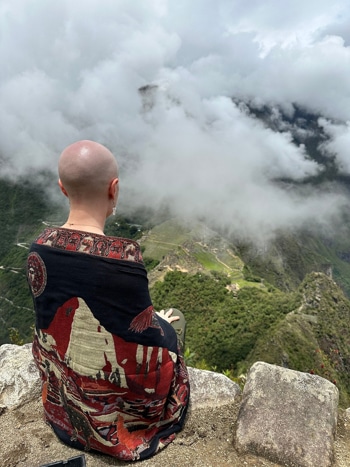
[
  {"x1": 31, "y1": 227, "x2": 144, "y2": 263},
  {"x1": 102, "y1": 234, "x2": 143, "y2": 262}
]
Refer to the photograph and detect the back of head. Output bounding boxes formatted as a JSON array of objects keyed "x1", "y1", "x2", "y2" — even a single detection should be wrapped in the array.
[{"x1": 58, "y1": 140, "x2": 118, "y2": 201}]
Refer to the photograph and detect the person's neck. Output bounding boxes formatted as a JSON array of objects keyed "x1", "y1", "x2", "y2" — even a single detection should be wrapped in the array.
[{"x1": 61, "y1": 212, "x2": 106, "y2": 235}]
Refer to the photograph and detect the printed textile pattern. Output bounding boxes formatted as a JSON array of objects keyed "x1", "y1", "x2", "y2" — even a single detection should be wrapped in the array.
[
  {"x1": 35, "y1": 227, "x2": 144, "y2": 262},
  {"x1": 28, "y1": 228, "x2": 190, "y2": 461}
]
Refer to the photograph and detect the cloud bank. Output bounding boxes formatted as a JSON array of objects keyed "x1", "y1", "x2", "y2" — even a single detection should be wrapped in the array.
[{"x1": 1, "y1": 0, "x2": 350, "y2": 239}]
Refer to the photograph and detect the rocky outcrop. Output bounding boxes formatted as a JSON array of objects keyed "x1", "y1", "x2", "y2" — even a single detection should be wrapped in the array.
[
  {"x1": 0, "y1": 344, "x2": 349, "y2": 467},
  {"x1": 187, "y1": 366, "x2": 241, "y2": 408},
  {"x1": 0, "y1": 343, "x2": 41, "y2": 410},
  {"x1": 235, "y1": 361, "x2": 339, "y2": 467}
]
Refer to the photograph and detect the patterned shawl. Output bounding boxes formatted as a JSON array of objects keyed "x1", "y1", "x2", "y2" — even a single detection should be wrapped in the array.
[{"x1": 27, "y1": 227, "x2": 190, "y2": 461}]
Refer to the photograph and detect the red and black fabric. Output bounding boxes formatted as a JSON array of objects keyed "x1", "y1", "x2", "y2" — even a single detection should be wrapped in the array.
[{"x1": 27, "y1": 227, "x2": 190, "y2": 461}]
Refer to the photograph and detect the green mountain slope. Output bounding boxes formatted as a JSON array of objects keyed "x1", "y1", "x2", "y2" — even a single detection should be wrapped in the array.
[
  {"x1": 241, "y1": 272, "x2": 350, "y2": 406},
  {"x1": 141, "y1": 219, "x2": 261, "y2": 289},
  {"x1": 0, "y1": 244, "x2": 35, "y2": 343},
  {"x1": 143, "y1": 220, "x2": 350, "y2": 406},
  {"x1": 236, "y1": 227, "x2": 350, "y2": 296},
  {"x1": 150, "y1": 270, "x2": 298, "y2": 368},
  {"x1": 0, "y1": 176, "x2": 56, "y2": 344}
]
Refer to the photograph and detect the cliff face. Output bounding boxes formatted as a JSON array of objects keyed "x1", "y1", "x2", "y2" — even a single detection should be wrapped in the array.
[
  {"x1": 243, "y1": 272, "x2": 350, "y2": 407},
  {"x1": 1, "y1": 344, "x2": 350, "y2": 467}
]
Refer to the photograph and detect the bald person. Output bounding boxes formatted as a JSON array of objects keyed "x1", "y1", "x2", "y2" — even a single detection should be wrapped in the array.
[{"x1": 27, "y1": 140, "x2": 190, "y2": 462}]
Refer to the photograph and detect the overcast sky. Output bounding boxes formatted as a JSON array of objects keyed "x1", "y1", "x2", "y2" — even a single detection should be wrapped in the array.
[{"x1": 1, "y1": 0, "x2": 350, "y2": 240}]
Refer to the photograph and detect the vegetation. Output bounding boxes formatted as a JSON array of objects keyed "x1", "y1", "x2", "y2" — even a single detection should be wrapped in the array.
[
  {"x1": 151, "y1": 270, "x2": 298, "y2": 371},
  {"x1": 241, "y1": 273, "x2": 350, "y2": 406},
  {"x1": 0, "y1": 176, "x2": 51, "y2": 257},
  {"x1": 105, "y1": 216, "x2": 142, "y2": 240},
  {"x1": 0, "y1": 175, "x2": 55, "y2": 344},
  {"x1": 236, "y1": 227, "x2": 350, "y2": 297}
]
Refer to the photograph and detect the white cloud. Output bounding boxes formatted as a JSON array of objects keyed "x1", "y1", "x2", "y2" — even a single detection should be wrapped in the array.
[
  {"x1": 1, "y1": 0, "x2": 350, "y2": 239},
  {"x1": 319, "y1": 119, "x2": 350, "y2": 173}
]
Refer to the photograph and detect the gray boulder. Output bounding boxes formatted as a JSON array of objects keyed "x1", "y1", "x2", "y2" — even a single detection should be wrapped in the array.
[
  {"x1": 235, "y1": 361, "x2": 339, "y2": 467},
  {"x1": 0, "y1": 343, "x2": 41, "y2": 409},
  {"x1": 187, "y1": 367, "x2": 241, "y2": 409}
]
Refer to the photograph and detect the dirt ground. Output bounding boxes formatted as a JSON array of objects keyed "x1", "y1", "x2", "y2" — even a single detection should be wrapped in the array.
[{"x1": 1, "y1": 397, "x2": 349, "y2": 467}]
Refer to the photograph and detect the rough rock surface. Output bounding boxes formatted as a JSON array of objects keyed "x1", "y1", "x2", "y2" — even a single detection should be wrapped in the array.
[
  {"x1": 235, "y1": 361, "x2": 339, "y2": 467},
  {"x1": 187, "y1": 367, "x2": 241, "y2": 408},
  {"x1": 1, "y1": 345, "x2": 350, "y2": 466},
  {"x1": 0, "y1": 343, "x2": 41, "y2": 409}
]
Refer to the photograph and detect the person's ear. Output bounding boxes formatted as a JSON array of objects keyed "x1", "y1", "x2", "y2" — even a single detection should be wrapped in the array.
[
  {"x1": 58, "y1": 179, "x2": 68, "y2": 197},
  {"x1": 109, "y1": 178, "x2": 119, "y2": 199}
]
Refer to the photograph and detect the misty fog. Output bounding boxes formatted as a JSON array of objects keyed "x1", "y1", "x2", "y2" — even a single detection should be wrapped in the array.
[{"x1": 1, "y1": 0, "x2": 350, "y2": 241}]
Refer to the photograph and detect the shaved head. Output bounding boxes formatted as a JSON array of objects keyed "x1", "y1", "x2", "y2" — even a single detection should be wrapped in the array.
[{"x1": 58, "y1": 140, "x2": 118, "y2": 200}]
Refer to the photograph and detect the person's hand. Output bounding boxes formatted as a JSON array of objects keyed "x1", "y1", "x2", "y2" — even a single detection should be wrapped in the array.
[{"x1": 156, "y1": 308, "x2": 180, "y2": 324}]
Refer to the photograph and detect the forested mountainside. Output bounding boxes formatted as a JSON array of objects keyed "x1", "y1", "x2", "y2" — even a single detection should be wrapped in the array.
[{"x1": 1, "y1": 177, "x2": 350, "y2": 406}]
